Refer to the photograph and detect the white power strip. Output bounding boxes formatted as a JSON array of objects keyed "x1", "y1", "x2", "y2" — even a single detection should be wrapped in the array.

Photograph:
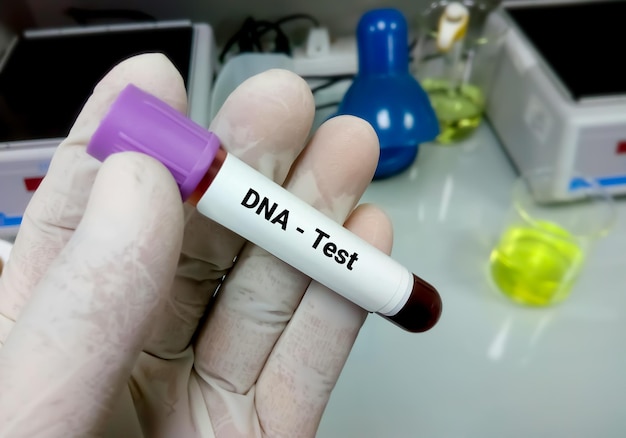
[{"x1": 291, "y1": 28, "x2": 357, "y2": 77}]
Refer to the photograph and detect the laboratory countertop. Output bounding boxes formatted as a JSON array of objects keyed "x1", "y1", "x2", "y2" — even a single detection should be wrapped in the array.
[{"x1": 317, "y1": 123, "x2": 626, "y2": 438}]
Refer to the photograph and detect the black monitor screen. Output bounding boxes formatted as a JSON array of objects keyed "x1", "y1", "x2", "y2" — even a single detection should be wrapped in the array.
[
  {"x1": 0, "y1": 25, "x2": 193, "y2": 142},
  {"x1": 507, "y1": 2, "x2": 626, "y2": 101}
]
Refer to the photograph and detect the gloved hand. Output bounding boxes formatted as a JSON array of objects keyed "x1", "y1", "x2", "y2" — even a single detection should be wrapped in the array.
[
  {"x1": 0, "y1": 240, "x2": 10, "y2": 276},
  {"x1": 0, "y1": 53, "x2": 391, "y2": 437}
]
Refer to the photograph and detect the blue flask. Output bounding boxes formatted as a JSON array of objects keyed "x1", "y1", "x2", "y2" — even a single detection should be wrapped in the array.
[{"x1": 337, "y1": 8, "x2": 439, "y2": 179}]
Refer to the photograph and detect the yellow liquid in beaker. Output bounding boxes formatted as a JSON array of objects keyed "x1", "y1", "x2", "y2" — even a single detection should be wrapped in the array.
[
  {"x1": 421, "y1": 78, "x2": 485, "y2": 144},
  {"x1": 490, "y1": 223, "x2": 584, "y2": 306}
]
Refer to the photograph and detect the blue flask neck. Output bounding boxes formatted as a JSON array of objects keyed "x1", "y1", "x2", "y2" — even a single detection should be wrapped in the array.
[{"x1": 357, "y1": 8, "x2": 409, "y2": 76}]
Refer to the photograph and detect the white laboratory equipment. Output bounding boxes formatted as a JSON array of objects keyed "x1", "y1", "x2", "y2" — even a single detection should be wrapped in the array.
[
  {"x1": 0, "y1": 20, "x2": 214, "y2": 238},
  {"x1": 486, "y1": 0, "x2": 626, "y2": 201}
]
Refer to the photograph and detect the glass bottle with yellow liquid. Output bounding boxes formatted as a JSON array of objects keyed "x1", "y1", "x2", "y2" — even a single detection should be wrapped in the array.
[
  {"x1": 413, "y1": 0, "x2": 505, "y2": 143},
  {"x1": 489, "y1": 169, "x2": 615, "y2": 306},
  {"x1": 420, "y1": 78, "x2": 485, "y2": 143},
  {"x1": 490, "y1": 221, "x2": 584, "y2": 306}
]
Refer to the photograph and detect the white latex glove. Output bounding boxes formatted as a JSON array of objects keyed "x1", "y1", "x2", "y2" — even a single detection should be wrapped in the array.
[
  {"x1": 0, "y1": 54, "x2": 392, "y2": 437},
  {"x1": 0, "y1": 240, "x2": 11, "y2": 276}
]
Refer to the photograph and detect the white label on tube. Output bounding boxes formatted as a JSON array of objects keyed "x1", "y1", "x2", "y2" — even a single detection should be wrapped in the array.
[{"x1": 196, "y1": 154, "x2": 412, "y2": 315}]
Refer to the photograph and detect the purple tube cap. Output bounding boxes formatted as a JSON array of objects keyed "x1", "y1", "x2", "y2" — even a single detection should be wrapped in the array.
[{"x1": 87, "y1": 84, "x2": 221, "y2": 200}]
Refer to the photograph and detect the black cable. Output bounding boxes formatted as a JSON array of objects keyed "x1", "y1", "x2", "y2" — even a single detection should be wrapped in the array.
[
  {"x1": 308, "y1": 75, "x2": 353, "y2": 113},
  {"x1": 219, "y1": 13, "x2": 320, "y2": 63},
  {"x1": 219, "y1": 17, "x2": 290, "y2": 63},
  {"x1": 252, "y1": 14, "x2": 319, "y2": 47},
  {"x1": 275, "y1": 14, "x2": 320, "y2": 27},
  {"x1": 219, "y1": 17, "x2": 258, "y2": 60},
  {"x1": 309, "y1": 75, "x2": 354, "y2": 95},
  {"x1": 302, "y1": 74, "x2": 355, "y2": 81},
  {"x1": 64, "y1": 7, "x2": 156, "y2": 25}
]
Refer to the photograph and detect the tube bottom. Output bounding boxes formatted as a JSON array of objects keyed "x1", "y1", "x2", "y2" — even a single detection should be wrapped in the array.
[{"x1": 379, "y1": 274, "x2": 442, "y2": 332}]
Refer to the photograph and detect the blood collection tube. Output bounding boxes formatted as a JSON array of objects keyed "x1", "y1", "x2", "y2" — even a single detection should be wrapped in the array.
[{"x1": 87, "y1": 84, "x2": 442, "y2": 332}]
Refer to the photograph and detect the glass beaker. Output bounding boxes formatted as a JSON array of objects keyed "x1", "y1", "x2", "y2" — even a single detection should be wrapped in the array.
[
  {"x1": 413, "y1": 0, "x2": 506, "y2": 144},
  {"x1": 489, "y1": 169, "x2": 615, "y2": 307}
]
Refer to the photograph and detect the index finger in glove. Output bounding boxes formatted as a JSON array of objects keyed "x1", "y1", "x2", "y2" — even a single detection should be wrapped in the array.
[
  {"x1": 0, "y1": 151, "x2": 183, "y2": 437},
  {"x1": 0, "y1": 53, "x2": 187, "y2": 330}
]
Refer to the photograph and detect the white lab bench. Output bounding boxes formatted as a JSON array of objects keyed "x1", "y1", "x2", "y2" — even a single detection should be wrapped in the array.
[{"x1": 317, "y1": 123, "x2": 626, "y2": 438}]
